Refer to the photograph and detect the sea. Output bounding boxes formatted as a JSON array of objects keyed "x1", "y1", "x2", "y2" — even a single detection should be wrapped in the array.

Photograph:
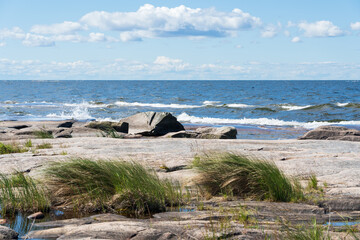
[{"x1": 0, "y1": 80, "x2": 359, "y2": 139}]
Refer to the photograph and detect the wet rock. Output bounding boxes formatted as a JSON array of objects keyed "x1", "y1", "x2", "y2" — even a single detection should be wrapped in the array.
[
  {"x1": 299, "y1": 126, "x2": 360, "y2": 141},
  {"x1": 196, "y1": 126, "x2": 237, "y2": 139},
  {"x1": 0, "y1": 226, "x2": 18, "y2": 239},
  {"x1": 28, "y1": 211, "x2": 45, "y2": 220},
  {"x1": 57, "y1": 120, "x2": 76, "y2": 128},
  {"x1": 119, "y1": 112, "x2": 184, "y2": 136}
]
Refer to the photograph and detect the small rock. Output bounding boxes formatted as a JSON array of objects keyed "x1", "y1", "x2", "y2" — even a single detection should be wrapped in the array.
[
  {"x1": 0, "y1": 219, "x2": 6, "y2": 224},
  {"x1": 53, "y1": 129, "x2": 73, "y2": 138},
  {"x1": 280, "y1": 157, "x2": 287, "y2": 161},
  {"x1": 163, "y1": 131, "x2": 198, "y2": 138},
  {"x1": 28, "y1": 212, "x2": 45, "y2": 220},
  {"x1": 195, "y1": 126, "x2": 237, "y2": 139},
  {"x1": 123, "y1": 134, "x2": 142, "y2": 139},
  {"x1": 0, "y1": 225, "x2": 18, "y2": 239},
  {"x1": 299, "y1": 126, "x2": 360, "y2": 142}
]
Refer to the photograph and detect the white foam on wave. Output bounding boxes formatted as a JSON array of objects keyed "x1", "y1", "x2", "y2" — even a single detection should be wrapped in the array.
[
  {"x1": 64, "y1": 101, "x2": 107, "y2": 108},
  {"x1": 203, "y1": 101, "x2": 221, "y2": 106},
  {"x1": 226, "y1": 103, "x2": 255, "y2": 108},
  {"x1": 280, "y1": 105, "x2": 312, "y2": 111},
  {"x1": 115, "y1": 101, "x2": 202, "y2": 109},
  {"x1": 46, "y1": 105, "x2": 93, "y2": 120},
  {"x1": 177, "y1": 112, "x2": 360, "y2": 129},
  {"x1": 336, "y1": 102, "x2": 349, "y2": 107}
]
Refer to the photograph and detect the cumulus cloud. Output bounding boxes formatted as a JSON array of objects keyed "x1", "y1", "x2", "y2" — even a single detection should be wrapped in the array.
[
  {"x1": 298, "y1": 21, "x2": 344, "y2": 37},
  {"x1": 261, "y1": 23, "x2": 281, "y2": 38},
  {"x1": 30, "y1": 21, "x2": 85, "y2": 35},
  {"x1": 0, "y1": 27, "x2": 25, "y2": 40},
  {"x1": 22, "y1": 33, "x2": 55, "y2": 47},
  {"x1": 0, "y1": 42, "x2": 6, "y2": 47},
  {"x1": 153, "y1": 56, "x2": 189, "y2": 71},
  {"x1": 80, "y1": 4, "x2": 262, "y2": 41},
  {"x1": 291, "y1": 36, "x2": 301, "y2": 43},
  {"x1": 351, "y1": 22, "x2": 360, "y2": 30}
]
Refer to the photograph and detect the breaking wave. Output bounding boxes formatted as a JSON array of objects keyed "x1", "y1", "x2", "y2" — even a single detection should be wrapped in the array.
[{"x1": 177, "y1": 112, "x2": 360, "y2": 129}]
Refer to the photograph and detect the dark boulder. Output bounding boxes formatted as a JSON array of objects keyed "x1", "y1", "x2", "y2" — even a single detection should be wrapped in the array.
[
  {"x1": 299, "y1": 126, "x2": 360, "y2": 141},
  {"x1": 85, "y1": 121, "x2": 129, "y2": 133},
  {"x1": 119, "y1": 112, "x2": 184, "y2": 136}
]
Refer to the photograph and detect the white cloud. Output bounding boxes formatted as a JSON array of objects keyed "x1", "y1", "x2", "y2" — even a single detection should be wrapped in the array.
[
  {"x1": 30, "y1": 21, "x2": 85, "y2": 35},
  {"x1": 261, "y1": 23, "x2": 280, "y2": 38},
  {"x1": 0, "y1": 42, "x2": 6, "y2": 47},
  {"x1": 298, "y1": 21, "x2": 344, "y2": 37},
  {"x1": 291, "y1": 36, "x2": 301, "y2": 43},
  {"x1": 1, "y1": 57, "x2": 359, "y2": 80},
  {"x1": 80, "y1": 4, "x2": 261, "y2": 41},
  {"x1": 88, "y1": 32, "x2": 106, "y2": 42},
  {"x1": 0, "y1": 27, "x2": 25, "y2": 40},
  {"x1": 235, "y1": 44, "x2": 243, "y2": 48},
  {"x1": 22, "y1": 33, "x2": 55, "y2": 47},
  {"x1": 350, "y1": 22, "x2": 360, "y2": 30},
  {"x1": 153, "y1": 56, "x2": 189, "y2": 71}
]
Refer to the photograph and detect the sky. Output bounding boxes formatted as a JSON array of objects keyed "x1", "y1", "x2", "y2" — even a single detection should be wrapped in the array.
[{"x1": 0, "y1": 0, "x2": 359, "y2": 80}]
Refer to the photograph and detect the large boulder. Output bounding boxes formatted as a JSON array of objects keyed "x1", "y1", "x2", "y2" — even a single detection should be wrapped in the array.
[
  {"x1": 0, "y1": 226, "x2": 18, "y2": 239},
  {"x1": 119, "y1": 112, "x2": 184, "y2": 136},
  {"x1": 299, "y1": 126, "x2": 360, "y2": 141},
  {"x1": 195, "y1": 126, "x2": 237, "y2": 139}
]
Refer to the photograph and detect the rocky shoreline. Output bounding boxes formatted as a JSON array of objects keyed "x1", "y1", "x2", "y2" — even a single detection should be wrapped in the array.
[{"x1": 1, "y1": 112, "x2": 360, "y2": 239}]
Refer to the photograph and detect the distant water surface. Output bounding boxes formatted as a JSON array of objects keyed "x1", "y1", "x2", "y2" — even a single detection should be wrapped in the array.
[{"x1": 0, "y1": 80, "x2": 359, "y2": 139}]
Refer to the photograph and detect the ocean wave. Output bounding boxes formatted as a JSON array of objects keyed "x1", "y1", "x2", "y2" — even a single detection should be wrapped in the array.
[
  {"x1": 203, "y1": 100, "x2": 221, "y2": 106},
  {"x1": 115, "y1": 101, "x2": 202, "y2": 109},
  {"x1": 64, "y1": 101, "x2": 107, "y2": 108},
  {"x1": 225, "y1": 103, "x2": 255, "y2": 108},
  {"x1": 177, "y1": 113, "x2": 360, "y2": 129},
  {"x1": 280, "y1": 104, "x2": 313, "y2": 111},
  {"x1": 46, "y1": 105, "x2": 93, "y2": 120},
  {"x1": 336, "y1": 102, "x2": 349, "y2": 107}
]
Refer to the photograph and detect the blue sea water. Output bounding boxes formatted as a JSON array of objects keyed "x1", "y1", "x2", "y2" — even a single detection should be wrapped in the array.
[{"x1": 0, "y1": 80, "x2": 359, "y2": 139}]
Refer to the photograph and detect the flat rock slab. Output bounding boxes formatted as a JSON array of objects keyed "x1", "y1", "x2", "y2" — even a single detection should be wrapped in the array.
[{"x1": 0, "y1": 137, "x2": 360, "y2": 196}]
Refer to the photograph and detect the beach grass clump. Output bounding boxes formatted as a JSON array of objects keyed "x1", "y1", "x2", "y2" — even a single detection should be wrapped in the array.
[
  {"x1": 36, "y1": 142, "x2": 53, "y2": 149},
  {"x1": 25, "y1": 139, "x2": 33, "y2": 148},
  {"x1": 45, "y1": 158, "x2": 182, "y2": 216},
  {"x1": 0, "y1": 142, "x2": 27, "y2": 155},
  {"x1": 193, "y1": 153, "x2": 304, "y2": 202},
  {"x1": 283, "y1": 219, "x2": 330, "y2": 240},
  {"x1": 34, "y1": 129, "x2": 53, "y2": 139},
  {"x1": 0, "y1": 172, "x2": 50, "y2": 216}
]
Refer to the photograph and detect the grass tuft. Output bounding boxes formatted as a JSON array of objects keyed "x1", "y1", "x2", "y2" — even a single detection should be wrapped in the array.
[
  {"x1": 34, "y1": 130, "x2": 53, "y2": 139},
  {"x1": 0, "y1": 142, "x2": 26, "y2": 155},
  {"x1": 284, "y1": 219, "x2": 331, "y2": 240},
  {"x1": 193, "y1": 153, "x2": 304, "y2": 202},
  {"x1": 0, "y1": 172, "x2": 50, "y2": 216},
  {"x1": 25, "y1": 139, "x2": 33, "y2": 148},
  {"x1": 36, "y1": 142, "x2": 53, "y2": 149},
  {"x1": 307, "y1": 174, "x2": 318, "y2": 191},
  {"x1": 45, "y1": 158, "x2": 182, "y2": 216}
]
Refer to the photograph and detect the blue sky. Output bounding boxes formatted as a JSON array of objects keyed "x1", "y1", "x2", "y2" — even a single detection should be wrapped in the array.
[{"x1": 0, "y1": 0, "x2": 359, "y2": 80}]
